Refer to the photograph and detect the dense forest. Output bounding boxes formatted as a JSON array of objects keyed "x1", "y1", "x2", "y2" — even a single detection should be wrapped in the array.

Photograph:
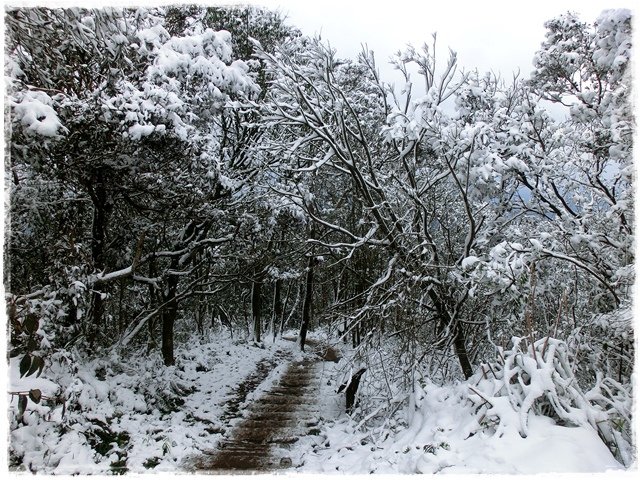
[{"x1": 4, "y1": 5, "x2": 634, "y2": 473}]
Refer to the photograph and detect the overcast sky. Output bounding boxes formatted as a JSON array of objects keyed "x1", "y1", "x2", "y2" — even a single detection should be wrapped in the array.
[{"x1": 252, "y1": 0, "x2": 629, "y2": 78}]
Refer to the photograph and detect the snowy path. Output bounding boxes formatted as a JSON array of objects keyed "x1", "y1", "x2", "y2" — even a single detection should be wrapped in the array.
[{"x1": 184, "y1": 340, "x2": 340, "y2": 473}]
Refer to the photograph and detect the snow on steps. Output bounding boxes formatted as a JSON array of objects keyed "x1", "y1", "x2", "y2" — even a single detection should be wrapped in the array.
[
  {"x1": 186, "y1": 357, "x2": 322, "y2": 471},
  {"x1": 184, "y1": 340, "x2": 341, "y2": 472}
]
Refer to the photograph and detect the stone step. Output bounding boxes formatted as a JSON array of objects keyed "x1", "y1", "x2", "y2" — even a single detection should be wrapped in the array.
[
  {"x1": 248, "y1": 408, "x2": 319, "y2": 417},
  {"x1": 250, "y1": 406, "x2": 320, "y2": 416},
  {"x1": 235, "y1": 421, "x2": 306, "y2": 433},
  {"x1": 277, "y1": 380, "x2": 317, "y2": 387},
  {"x1": 246, "y1": 411, "x2": 313, "y2": 422},
  {"x1": 186, "y1": 343, "x2": 332, "y2": 473},
  {"x1": 277, "y1": 377, "x2": 315, "y2": 385},
  {"x1": 216, "y1": 442, "x2": 270, "y2": 453},
  {"x1": 252, "y1": 401, "x2": 320, "y2": 409},
  {"x1": 278, "y1": 377, "x2": 315, "y2": 383},
  {"x1": 261, "y1": 388, "x2": 318, "y2": 398},
  {"x1": 254, "y1": 395, "x2": 316, "y2": 406},
  {"x1": 232, "y1": 425, "x2": 305, "y2": 440},
  {"x1": 239, "y1": 418, "x2": 303, "y2": 427},
  {"x1": 284, "y1": 365, "x2": 316, "y2": 372},
  {"x1": 253, "y1": 402, "x2": 317, "y2": 412},
  {"x1": 265, "y1": 391, "x2": 317, "y2": 400},
  {"x1": 200, "y1": 455, "x2": 273, "y2": 470},
  {"x1": 287, "y1": 367, "x2": 316, "y2": 374}
]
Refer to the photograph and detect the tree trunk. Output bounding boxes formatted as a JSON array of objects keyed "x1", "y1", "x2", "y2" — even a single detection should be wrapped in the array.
[
  {"x1": 195, "y1": 253, "x2": 204, "y2": 336},
  {"x1": 243, "y1": 292, "x2": 250, "y2": 337},
  {"x1": 352, "y1": 321, "x2": 360, "y2": 348},
  {"x1": 428, "y1": 288, "x2": 474, "y2": 379},
  {"x1": 252, "y1": 274, "x2": 262, "y2": 343},
  {"x1": 161, "y1": 308, "x2": 176, "y2": 367},
  {"x1": 299, "y1": 255, "x2": 315, "y2": 351},
  {"x1": 161, "y1": 266, "x2": 179, "y2": 366},
  {"x1": 453, "y1": 322, "x2": 473, "y2": 379},
  {"x1": 280, "y1": 281, "x2": 297, "y2": 335},
  {"x1": 88, "y1": 172, "x2": 112, "y2": 345},
  {"x1": 118, "y1": 278, "x2": 125, "y2": 335},
  {"x1": 147, "y1": 256, "x2": 158, "y2": 352},
  {"x1": 272, "y1": 278, "x2": 282, "y2": 342}
]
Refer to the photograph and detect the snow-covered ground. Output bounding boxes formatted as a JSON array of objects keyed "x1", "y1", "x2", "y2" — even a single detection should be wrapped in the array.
[
  {"x1": 8, "y1": 332, "x2": 300, "y2": 474},
  {"x1": 291, "y1": 337, "x2": 633, "y2": 475},
  {"x1": 292, "y1": 380, "x2": 626, "y2": 474},
  {"x1": 6, "y1": 330, "x2": 634, "y2": 475}
]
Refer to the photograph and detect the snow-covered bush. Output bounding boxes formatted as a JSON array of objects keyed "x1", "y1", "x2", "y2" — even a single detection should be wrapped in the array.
[
  {"x1": 7, "y1": 266, "x2": 92, "y2": 419},
  {"x1": 298, "y1": 354, "x2": 625, "y2": 474},
  {"x1": 469, "y1": 336, "x2": 633, "y2": 465},
  {"x1": 8, "y1": 335, "x2": 216, "y2": 473}
]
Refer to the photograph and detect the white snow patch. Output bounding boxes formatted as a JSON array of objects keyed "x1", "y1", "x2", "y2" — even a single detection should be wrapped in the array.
[{"x1": 12, "y1": 91, "x2": 66, "y2": 137}]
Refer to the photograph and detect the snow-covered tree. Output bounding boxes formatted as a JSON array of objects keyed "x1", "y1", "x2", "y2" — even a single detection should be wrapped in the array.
[
  {"x1": 6, "y1": 7, "x2": 258, "y2": 365},
  {"x1": 256, "y1": 37, "x2": 493, "y2": 377}
]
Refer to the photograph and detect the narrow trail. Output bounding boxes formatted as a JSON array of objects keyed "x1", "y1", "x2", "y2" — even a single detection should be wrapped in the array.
[
  {"x1": 185, "y1": 339, "x2": 340, "y2": 473},
  {"x1": 218, "y1": 350, "x2": 291, "y2": 424}
]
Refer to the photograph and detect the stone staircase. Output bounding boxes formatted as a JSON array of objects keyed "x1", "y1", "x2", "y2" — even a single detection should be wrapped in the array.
[{"x1": 190, "y1": 354, "x2": 327, "y2": 472}]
